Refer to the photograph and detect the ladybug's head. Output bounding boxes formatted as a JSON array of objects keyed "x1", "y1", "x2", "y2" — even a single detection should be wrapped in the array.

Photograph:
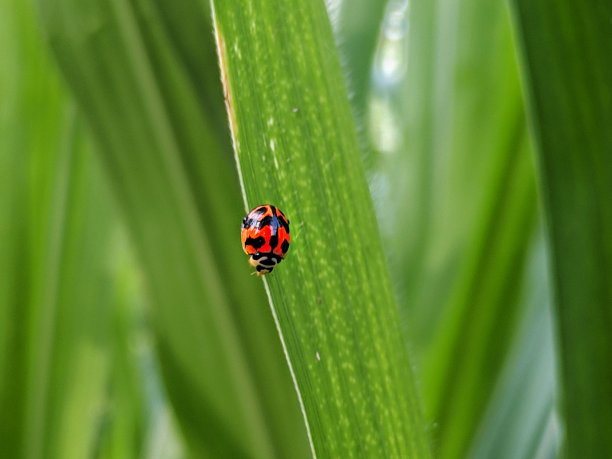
[{"x1": 249, "y1": 252, "x2": 282, "y2": 275}]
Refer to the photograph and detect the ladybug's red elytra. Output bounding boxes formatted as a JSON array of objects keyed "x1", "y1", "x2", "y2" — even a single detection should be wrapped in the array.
[{"x1": 241, "y1": 204, "x2": 290, "y2": 275}]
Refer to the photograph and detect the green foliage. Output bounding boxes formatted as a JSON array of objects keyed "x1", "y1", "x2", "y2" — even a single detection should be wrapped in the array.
[
  {"x1": 377, "y1": 1, "x2": 539, "y2": 457},
  {"x1": 211, "y1": 0, "x2": 430, "y2": 456},
  {"x1": 364, "y1": 0, "x2": 558, "y2": 456},
  {"x1": 2, "y1": 0, "x2": 611, "y2": 457},
  {"x1": 0, "y1": 1, "x2": 115, "y2": 456},
  {"x1": 37, "y1": 0, "x2": 309, "y2": 457},
  {"x1": 511, "y1": 0, "x2": 612, "y2": 455}
]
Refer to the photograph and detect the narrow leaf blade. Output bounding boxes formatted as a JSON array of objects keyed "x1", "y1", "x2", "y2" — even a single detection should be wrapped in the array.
[
  {"x1": 211, "y1": 1, "x2": 431, "y2": 457},
  {"x1": 510, "y1": 0, "x2": 612, "y2": 454}
]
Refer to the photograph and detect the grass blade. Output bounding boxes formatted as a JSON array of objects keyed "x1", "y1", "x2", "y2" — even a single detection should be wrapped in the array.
[
  {"x1": 211, "y1": 1, "x2": 430, "y2": 457},
  {"x1": 38, "y1": 0, "x2": 310, "y2": 457},
  {"x1": 469, "y1": 235, "x2": 560, "y2": 459},
  {"x1": 334, "y1": 0, "x2": 389, "y2": 121},
  {"x1": 0, "y1": 1, "x2": 140, "y2": 456},
  {"x1": 510, "y1": 0, "x2": 612, "y2": 454},
  {"x1": 368, "y1": 1, "x2": 541, "y2": 456}
]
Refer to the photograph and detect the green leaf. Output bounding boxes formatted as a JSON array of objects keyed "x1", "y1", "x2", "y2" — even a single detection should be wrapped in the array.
[
  {"x1": 39, "y1": 119, "x2": 122, "y2": 459},
  {"x1": 211, "y1": 1, "x2": 430, "y2": 457},
  {"x1": 510, "y1": 0, "x2": 612, "y2": 455},
  {"x1": 367, "y1": 0, "x2": 542, "y2": 456},
  {"x1": 334, "y1": 0, "x2": 389, "y2": 121},
  {"x1": 468, "y1": 235, "x2": 560, "y2": 459},
  {"x1": 0, "y1": 1, "x2": 124, "y2": 457},
  {"x1": 38, "y1": 0, "x2": 310, "y2": 457}
]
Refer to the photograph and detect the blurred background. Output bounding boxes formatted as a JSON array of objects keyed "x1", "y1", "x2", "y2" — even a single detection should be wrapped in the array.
[{"x1": 1, "y1": 0, "x2": 563, "y2": 457}]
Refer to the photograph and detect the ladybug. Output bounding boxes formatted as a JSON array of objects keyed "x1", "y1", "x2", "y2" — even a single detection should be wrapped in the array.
[{"x1": 241, "y1": 204, "x2": 290, "y2": 275}]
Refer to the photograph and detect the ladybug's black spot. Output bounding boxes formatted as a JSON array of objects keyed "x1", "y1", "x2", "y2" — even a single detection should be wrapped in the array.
[
  {"x1": 269, "y1": 232, "x2": 279, "y2": 251},
  {"x1": 245, "y1": 236, "x2": 265, "y2": 249},
  {"x1": 281, "y1": 240, "x2": 290, "y2": 254},
  {"x1": 278, "y1": 215, "x2": 290, "y2": 233},
  {"x1": 258, "y1": 215, "x2": 274, "y2": 229}
]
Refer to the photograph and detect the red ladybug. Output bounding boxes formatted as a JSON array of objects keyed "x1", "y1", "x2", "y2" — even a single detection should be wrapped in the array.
[{"x1": 241, "y1": 204, "x2": 290, "y2": 275}]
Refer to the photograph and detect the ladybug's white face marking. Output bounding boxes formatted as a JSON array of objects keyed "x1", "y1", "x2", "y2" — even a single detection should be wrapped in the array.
[
  {"x1": 249, "y1": 252, "x2": 280, "y2": 275},
  {"x1": 248, "y1": 256, "x2": 263, "y2": 268}
]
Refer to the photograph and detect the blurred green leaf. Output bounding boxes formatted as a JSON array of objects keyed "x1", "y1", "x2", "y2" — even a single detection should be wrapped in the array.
[
  {"x1": 38, "y1": 0, "x2": 310, "y2": 457},
  {"x1": 0, "y1": 1, "x2": 125, "y2": 457},
  {"x1": 39, "y1": 119, "x2": 129, "y2": 459},
  {"x1": 367, "y1": 0, "x2": 541, "y2": 457},
  {"x1": 469, "y1": 233, "x2": 560, "y2": 459},
  {"x1": 211, "y1": 0, "x2": 430, "y2": 457},
  {"x1": 510, "y1": 0, "x2": 612, "y2": 455},
  {"x1": 334, "y1": 0, "x2": 389, "y2": 121}
]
